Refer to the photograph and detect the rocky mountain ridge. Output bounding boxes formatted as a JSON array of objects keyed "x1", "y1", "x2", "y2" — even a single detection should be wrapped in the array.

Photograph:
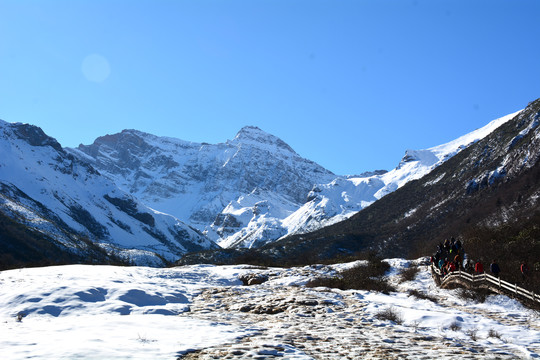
[
  {"x1": 69, "y1": 114, "x2": 516, "y2": 250},
  {"x1": 0, "y1": 120, "x2": 216, "y2": 267},
  {"x1": 69, "y1": 126, "x2": 337, "y2": 249}
]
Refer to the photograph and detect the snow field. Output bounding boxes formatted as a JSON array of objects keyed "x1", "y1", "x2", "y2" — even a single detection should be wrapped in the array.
[
  {"x1": 1, "y1": 260, "x2": 539, "y2": 359},
  {"x1": 0, "y1": 265, "x2": 256, "y2": 359},
  {"x1": 4, "y1": 314, "x2": 249, "y2": 360}
]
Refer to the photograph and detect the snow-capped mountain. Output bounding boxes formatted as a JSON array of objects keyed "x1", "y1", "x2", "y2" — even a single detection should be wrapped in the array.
[
  {"x1": 261, "y1": 99, "x2": 540, "y2": 263},
  {"x1": 69, "y1": 126, "x2": 337, "y2": 248},
  {"x1": 0, "y1": 120, "x2": 216, "y2": 266},
  {"x1": 284, "y1": 110, "x2": 522, "y2": 236},
  {"x1": 70, "y1": 113, "x2": 519, "y2": 250}
]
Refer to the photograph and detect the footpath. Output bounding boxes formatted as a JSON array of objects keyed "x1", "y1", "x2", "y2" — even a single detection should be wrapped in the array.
[{"x1": 178, "y1": 263, "x2": 539, "y2": 359}]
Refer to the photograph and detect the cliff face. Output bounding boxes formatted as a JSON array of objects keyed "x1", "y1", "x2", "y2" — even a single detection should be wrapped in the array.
[{"x1": 0, "y1": 121, "x2": 217, "y2": 267}]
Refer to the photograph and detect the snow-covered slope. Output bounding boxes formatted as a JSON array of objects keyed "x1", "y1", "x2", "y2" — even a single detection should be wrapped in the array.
[
  {"x1": 0, "y1": 120, "x2": 216, "y2": 265},
  {"x1": 1, "y1": 260, "x2": 538, "y2": 359},
  {"x1": 283, "y1": 110, "x2": 522, "y2": 236},
  {"x1": 69, "y1": 126, "x2": 336, "y2": 248}
]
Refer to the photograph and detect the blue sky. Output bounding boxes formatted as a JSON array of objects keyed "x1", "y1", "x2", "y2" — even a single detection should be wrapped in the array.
[{"x1": 1, "y1": 0, "x2": 539, "y2": 175}]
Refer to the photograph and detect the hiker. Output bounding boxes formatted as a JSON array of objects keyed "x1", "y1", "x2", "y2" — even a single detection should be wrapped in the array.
[
  {"x1": 450, "y1": 237, "x2": 458, "y2": 254},
  {"x1": 443, "y1": 238, "x2": 450, "y2": 253},
  {"x1": 455, "y1": 238, "x2": 462, "y2": 251},
  {"x1": 441, "y1": 259, "x2": 448, "y2": 276},
  {"x1": 464, "y1": 259, "x2": 473, "y2": 273},
  {"x1": 520, "y1": 261, "x2": 529, "y2": 281},
  {"x1": 490, "y1": 260, "x2": 501, "y2": 278},
  {"x1": 474, "y1": 260, "x2": 484, "y2": 274},
  {"x1": 437, "y1": 243, "x2": 444, "y2": 254},
  {"x1": 454, "y1": 253, "x2": 462, "y2": 270},
  {"x1": 433, "y1": 252, "x2": 439, "y2": 262},
  {"x1": 438, "y1": 258, "x2": 445, "y2": 271}
]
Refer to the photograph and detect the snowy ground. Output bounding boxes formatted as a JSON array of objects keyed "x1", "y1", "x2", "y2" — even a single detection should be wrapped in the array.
[{"x1": 1, "y1": 259, "x2": 539, "y2": 359}]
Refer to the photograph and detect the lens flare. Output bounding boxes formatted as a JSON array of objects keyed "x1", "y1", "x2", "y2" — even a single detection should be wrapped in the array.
[{"x1": 82, "y1": 54, "x2": 111, "y2": 83}]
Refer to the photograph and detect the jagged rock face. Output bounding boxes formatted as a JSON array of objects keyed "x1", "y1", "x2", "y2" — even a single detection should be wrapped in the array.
[
  {"x1": 0, "y1": 121, "x2": 217, "y2": 266},
  {"x1": 70, "y1": 126, "x2": 337, "y2": 247},
  {"x1": 12, "y1": 123, "x2": 63, "y2": 152},
  {"x1": 75, "y1": 127, "x2": 331, "y2": 204},
  {"x1": 75, "y1": 130, "x2": 193, "y2": 195}
]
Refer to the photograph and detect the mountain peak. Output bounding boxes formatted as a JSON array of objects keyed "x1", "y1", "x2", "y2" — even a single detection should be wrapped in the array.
[
  {"x1": 234, "y1": 126, "x2": 273, "y2": 141},
  {"x1": 0, "y1": 121, "x2": 63, "y2": 152},
  {"x1": 230, "y1": 126, "x2": 296, "y2": 154},
  {"x1": 236, "y1": 125, "x2": 264, "y2": 134}
]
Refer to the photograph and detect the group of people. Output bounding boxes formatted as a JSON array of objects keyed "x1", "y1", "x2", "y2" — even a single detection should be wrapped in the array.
[
  {"x1": 430, "y1": 237, "x2": 532, "y2": 283},
  {"x1": 430, "y1": 237, "x2": 465, "y2": 276}
]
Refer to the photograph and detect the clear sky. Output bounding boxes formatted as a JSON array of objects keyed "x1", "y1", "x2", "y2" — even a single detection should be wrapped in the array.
[{"x1": 1, "y1": 0, "x2": 539, "y2": 175}]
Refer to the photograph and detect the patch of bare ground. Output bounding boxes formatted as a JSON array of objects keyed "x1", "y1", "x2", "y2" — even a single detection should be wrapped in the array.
[{"x1": 178, "y1": 284, "x2": 524, "y2": 359}]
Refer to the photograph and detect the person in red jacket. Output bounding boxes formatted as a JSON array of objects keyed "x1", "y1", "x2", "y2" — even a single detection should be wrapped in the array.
[
  {"x1": 474, "y1": 260, "x2": 484, "y2": 274},
  {"x1": 454, "y1": 254, "x2": 462, "y2": 270},
  {"x1": 520, "y1": 261, "x2": 529, "y2": 282}
]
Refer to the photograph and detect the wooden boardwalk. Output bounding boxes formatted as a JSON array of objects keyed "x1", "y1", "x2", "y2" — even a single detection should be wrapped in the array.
[{"x1": 431, "y1": 263, "x2": 540, "y2": 306}]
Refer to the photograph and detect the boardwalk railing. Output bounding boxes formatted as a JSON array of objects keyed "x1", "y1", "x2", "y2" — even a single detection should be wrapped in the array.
[{"x1": 431, "y1": 264, "x2": 540, "y2": 305}]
